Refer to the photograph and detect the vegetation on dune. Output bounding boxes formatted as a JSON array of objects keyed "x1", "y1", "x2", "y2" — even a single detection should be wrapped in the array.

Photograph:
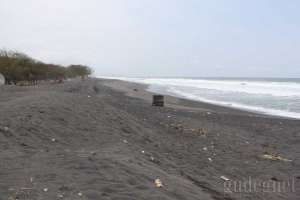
[{"x1": 0, "y1": 49, "x2": 92, "y2": 85}]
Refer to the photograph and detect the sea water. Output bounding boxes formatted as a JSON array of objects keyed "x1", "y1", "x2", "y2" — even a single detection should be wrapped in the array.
[{"x1": 102, "y1": 77, "x2": 300, "y2": 119}]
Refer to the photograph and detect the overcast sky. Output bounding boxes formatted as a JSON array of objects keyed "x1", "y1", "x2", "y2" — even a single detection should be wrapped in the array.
[{"x1": 1, "y1": 0, "x2": 300, "y2": 77}]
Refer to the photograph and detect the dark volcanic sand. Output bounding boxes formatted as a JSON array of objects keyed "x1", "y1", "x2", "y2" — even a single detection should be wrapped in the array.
[{"x1": 0, "y1": 78, "x2": 299, "y2": 200}]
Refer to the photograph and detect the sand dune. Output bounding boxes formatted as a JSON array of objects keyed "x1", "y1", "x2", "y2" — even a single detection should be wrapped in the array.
[{"x1": 0, "y1": 79, "x2": 299, "y2": 200}]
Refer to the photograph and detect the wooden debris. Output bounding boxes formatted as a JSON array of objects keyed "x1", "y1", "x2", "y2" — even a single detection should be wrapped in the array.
[
  {"x1": 220, "y1": 176, "x2": 230, "y2": 181},
  {"x1": 261, "y1": 154, "x2": 292, "y2": 162}
]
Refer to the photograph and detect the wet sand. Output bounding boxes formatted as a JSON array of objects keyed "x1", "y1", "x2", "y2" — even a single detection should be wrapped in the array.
[{"x1": 0, "y1": 78, "x2": 299, "y2": 200}]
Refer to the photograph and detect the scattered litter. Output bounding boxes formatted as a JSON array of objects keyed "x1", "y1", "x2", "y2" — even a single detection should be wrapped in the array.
[
  {"x1": 220, "y1": 176, "x2": 230, "y2": 181},
  {"x1": 208, "y1": 158, "x2": 213, "y2": 162},
  {"x1": 21, "y1": 187, "x2": 33, "y2": 190},
  {"x1": 198, "y1": 128, "x2": 207, "y2": 135},
  {"x1": 0, "y1": 126, "x2": 10, "y2": 133},
  {"x1": 59, "y1": 185, "x2": 70, "y2": 192},
  {"x1": 245, "y1": 141, "x2": 249, "y2": 144},
  {"x1": 43, "y1": 188, "x2": 48, "y2": 192},
  {"x1": 141, "y1": 150, "x2": 145, "y2": 154},
  {"x1": 78, "y1": 192, "x2": 83, "y2": 196},
  {"x1": 123, "y1": 139, "x2": 128, "y2": 144},
  {"x1": 203, "y1": 147, "x2": 208, "y2": 151},
  {"x1": 87, "y1": 95, "x2": 91, "y2": 98},
  {"x1": 30, "y1": 177, "x2": 33, "y2": 183},
  {"x1": 271, "y1": 177, "x2": 279, "y2": 181},
  {"x1": 88, "y1": 156, "x2": 94, "y2": 161},
  {"x1": 154, "y1": 178, "x2": 163, "y2": 188},
  {"x1": 170, "y1": 124, "x2": 183, "y2": 130},
  {"x1": 150, "y1": 156, "x2": 155, "y2": 161},
  {"x1": 51, "y1": 138, "x2": 56, "y2": 142},
  {"x1": 167, "y1": 116, "x2": 171, "y2": 118},
  {"x1": 206, "y1": 112, "x2": 211, "y2": 115},
  {"x1": 261, "y1": 154, "x2": 292, "y2": 162},
  {"x1": 58, "y1": 194, "x2": 64, "y2": 198}
]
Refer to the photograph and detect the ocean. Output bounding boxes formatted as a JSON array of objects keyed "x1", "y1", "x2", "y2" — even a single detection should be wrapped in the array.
[{"x1": 102, "y1": 77, "x2": 300, "y2": 119}]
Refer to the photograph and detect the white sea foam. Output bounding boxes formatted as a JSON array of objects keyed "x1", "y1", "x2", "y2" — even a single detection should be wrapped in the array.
[
  {"x1": 166, "y1": 86, "x2": 300, "y2": 119},
  {"x1": 131, "y1": 78, "x2": 300, "y2": 97},
  {"x1": 99, "y1": 76, "x2": 300, "y2": 119}
]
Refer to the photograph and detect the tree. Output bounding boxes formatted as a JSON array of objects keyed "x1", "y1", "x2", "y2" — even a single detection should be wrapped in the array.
[
  {"x1": 0, "y1": 49, "x2": 93, "y2": 85},
  {"x1": 67, "y1": 65, "x2": 92, "y2": 79}
]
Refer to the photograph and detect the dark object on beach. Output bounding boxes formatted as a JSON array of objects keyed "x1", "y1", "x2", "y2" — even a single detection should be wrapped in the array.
[
  {"x1": 133, "y1": 88, "x2": 138, "y2": 92},
  {"x1": 152, "y1": 95, "x2": 164, "y2": 107},
  {"x1": 93, "y1": 85, "x2": 100, "y2": 93}
]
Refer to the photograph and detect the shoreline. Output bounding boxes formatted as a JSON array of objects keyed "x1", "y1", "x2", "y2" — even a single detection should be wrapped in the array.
[
  {"x1": 0, "y1": 78, "x2": 299, "y2": 200},
  {"x1": 99, "y1": 77, "x2": 300, "y2": 120},
  {"x1": 100, "y1": 78, "x2": 297, "y2": 120}
]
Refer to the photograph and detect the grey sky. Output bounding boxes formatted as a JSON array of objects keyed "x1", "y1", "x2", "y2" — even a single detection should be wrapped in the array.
[{"x1": 1, "y1": 0, "x2": 300, "y2": 77}]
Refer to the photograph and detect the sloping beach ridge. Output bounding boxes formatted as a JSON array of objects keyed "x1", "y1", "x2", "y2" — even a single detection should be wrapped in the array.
[{"x1": 0, "y1": 78, "x2": 299, "y2": 200}]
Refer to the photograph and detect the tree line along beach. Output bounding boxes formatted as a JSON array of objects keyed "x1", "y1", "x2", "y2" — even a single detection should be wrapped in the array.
[
  {"x1": 0, "y1": 76, "x2": 299, "y2": 199},
  {"x1": 0, "y1": 50, "x2": 92, "y2": 85}
]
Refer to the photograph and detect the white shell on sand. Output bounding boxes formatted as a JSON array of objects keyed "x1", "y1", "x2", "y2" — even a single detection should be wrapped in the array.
[
  {"x1": 154, "y1": 179, "x2": 163, "y2": 188},
  {"x1": 0, "y1": 73, "x2": 5, "y2": 85}
]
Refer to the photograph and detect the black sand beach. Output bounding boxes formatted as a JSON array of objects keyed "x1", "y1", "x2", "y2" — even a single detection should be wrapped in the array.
[{"x1": 0, "y1": 78, "x2": 299, "y2": 200}]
